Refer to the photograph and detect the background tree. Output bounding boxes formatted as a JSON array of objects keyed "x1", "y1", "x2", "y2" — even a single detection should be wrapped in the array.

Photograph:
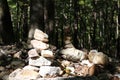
[
  {"x1": 44, "y1": 0, "x2": 55, "y2": 45},
  {"x1": 28, "y1": 0, "x2": 44, "y2": 40},
  {"x1": 0, "y1": 0, "x2": 15, "y2": 44},
  {"x1": 6, "y1": 0, "x2": 119, "y2": 58},
  {"x1": 28, "y1": 0, "x2": 55, "y2": 45}
]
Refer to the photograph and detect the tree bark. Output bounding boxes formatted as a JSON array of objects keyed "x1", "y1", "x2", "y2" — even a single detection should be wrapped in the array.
[
  {"x1": 28, "y1": 0, "x2": 44, "y2": 40},
  {"x1": 44, "y1": 0, "x2": 55, "y2": 45},
  {"x1": 0, "y1": 0, "x2": 15, "y2": 44}
]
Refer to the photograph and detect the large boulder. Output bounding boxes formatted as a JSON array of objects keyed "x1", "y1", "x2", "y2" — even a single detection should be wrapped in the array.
[{"x1": 88, "y1": 50, "x2": 109, "y2": 65}]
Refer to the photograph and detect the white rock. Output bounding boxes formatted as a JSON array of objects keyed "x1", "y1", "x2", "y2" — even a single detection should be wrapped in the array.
[
  {"x1": 23, "y1": 65, "x2": 39, "y2": 71},
  {"x1": 39, "y1": 66, "x2": 62, "y2": 77},
  {"x1": 29, "y1": 56, "x2": 52, "y2": 66},
  {"x1": 80, "y1": 60, "x2": 94, "y2": 67},
  {"x1": 28, "y1": 49, "x2": 39, "y2": 58},
  {"x1": 31, "y1": 40, "x2": 49, "y2": 50},
  {"x1": 41, "y1": 50, "x2": 54, "y2": 58},
  {"x1": 60, "y1": 48, "x2": 87, "y2": 61},
  {"x1": 34, "y1": 29, "x2": 48, "y2": 42}
]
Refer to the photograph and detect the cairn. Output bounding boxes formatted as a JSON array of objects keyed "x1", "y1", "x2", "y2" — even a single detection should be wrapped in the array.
[{"x1": 9, "y1": 29, "x2": 110, "y2": 80}]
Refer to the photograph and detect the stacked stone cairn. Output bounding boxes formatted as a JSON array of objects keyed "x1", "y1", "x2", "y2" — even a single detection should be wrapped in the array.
[
  {"x1": 9, "y1": 29, "x2": 109, "y2": 80},
  {"x1": 9, "y1": 29, "x2": 63, "y2": 80}
]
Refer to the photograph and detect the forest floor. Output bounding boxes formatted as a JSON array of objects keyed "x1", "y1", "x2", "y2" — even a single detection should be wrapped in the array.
[{"x1": 0, "y1": 42, "x2": 120, "y2": 80}]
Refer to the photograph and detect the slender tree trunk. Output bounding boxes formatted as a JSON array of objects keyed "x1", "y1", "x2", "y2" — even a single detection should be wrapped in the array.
[
  {"x1": 22, "y1": 0, "x2": 29, "y2": 41},
  {"x1": 44, "y1": 0, "x2": 55, "y2": 45},
  {"x1": 73, "y1": 0, "x2": 79, "y2": 48},
  {"x1": 0, "y1": 0, "x2": 15, "y2": 44},
  {"x1": 117, "y1": 0, "x2": 120, "y2": 59},
  {"x1": 28, "y1": 0, "x2": 44, "y2": 40},
  {"x1": 92, "y1": 0, "x2": 97, "y2": 49}
]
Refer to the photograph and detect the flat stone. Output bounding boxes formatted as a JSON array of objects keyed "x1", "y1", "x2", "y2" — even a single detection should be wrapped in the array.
[
  {"x1": 34, "y1": 29, "x2": 48, "y2": 42},
  {"x1": 28, "y1": 49, "x2": 39, "y2": 58},
  {"x1": 31, "y1": 40, "x2": 49, "y2": 50},
  {"x1": 39, "y1": 66, "x2": 62, "y2": 77},
  {"x1": 29, "y1": 56, "x2": 52, "y2": 66},
  {"x1": 14, "y1": 69, "x2": 39, "y2": 80},
  {"x1": 41, "y1": 50, "x2": 54, "y2": 58},
  {"x1": 23, "y1": 65, "x2": 39, "y2": 71},
  {"x1": 60, "y1": 48, "x2": 87, "y2": 61}
]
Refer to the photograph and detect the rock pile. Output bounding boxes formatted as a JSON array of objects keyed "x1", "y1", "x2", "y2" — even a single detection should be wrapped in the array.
[{"x1": 9, "y1": 29, "x2": 112, "y2": 80}]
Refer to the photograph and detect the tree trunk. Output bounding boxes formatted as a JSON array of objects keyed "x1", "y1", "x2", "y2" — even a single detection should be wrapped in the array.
[
  {"x1": 22, "y1": 0, "x2": 29, "y2": 42},
  {"x1": 44, "y1": 0, "x2": 55, "y2": 45},
  {"x1": 0, "y1": 0, "x2": 15, "y2": 44},
  {"x1": 73, "y1": 0, "x2": 79, "y2": 48},
  {"x1": 28, "y1": 0, "x2": 44, "y2": 40}
]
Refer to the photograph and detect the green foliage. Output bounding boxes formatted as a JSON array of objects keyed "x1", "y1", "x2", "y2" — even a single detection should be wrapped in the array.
[{"x1": 6, "y1": 0, "x2": 119, "y2": 58}]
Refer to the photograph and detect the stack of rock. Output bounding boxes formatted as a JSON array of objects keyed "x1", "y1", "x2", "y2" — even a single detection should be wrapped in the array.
[
  {"x1": 9, "y1": 29, "x2": 110, "y2": 80},
  {"x1": 9, "y1": 29, "x2": 62, "y2": 80},
  {"x1": 59, "y1": 38, "x2": 95, "y2": 77}
]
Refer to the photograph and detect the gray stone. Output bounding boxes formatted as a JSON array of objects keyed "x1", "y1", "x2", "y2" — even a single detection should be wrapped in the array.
[
  {"x1": 2, "y1": 75, "x2": 9, "y2": 80},
  {"x1": 31, "y1": 40, "x2": 49, "y2": 50},
  {"x1": 29, "y1": 56, "x2": 52, "y2": 66},
  {"x1": 10, "y1": 60, "x2": 25, "y2": 69}
]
